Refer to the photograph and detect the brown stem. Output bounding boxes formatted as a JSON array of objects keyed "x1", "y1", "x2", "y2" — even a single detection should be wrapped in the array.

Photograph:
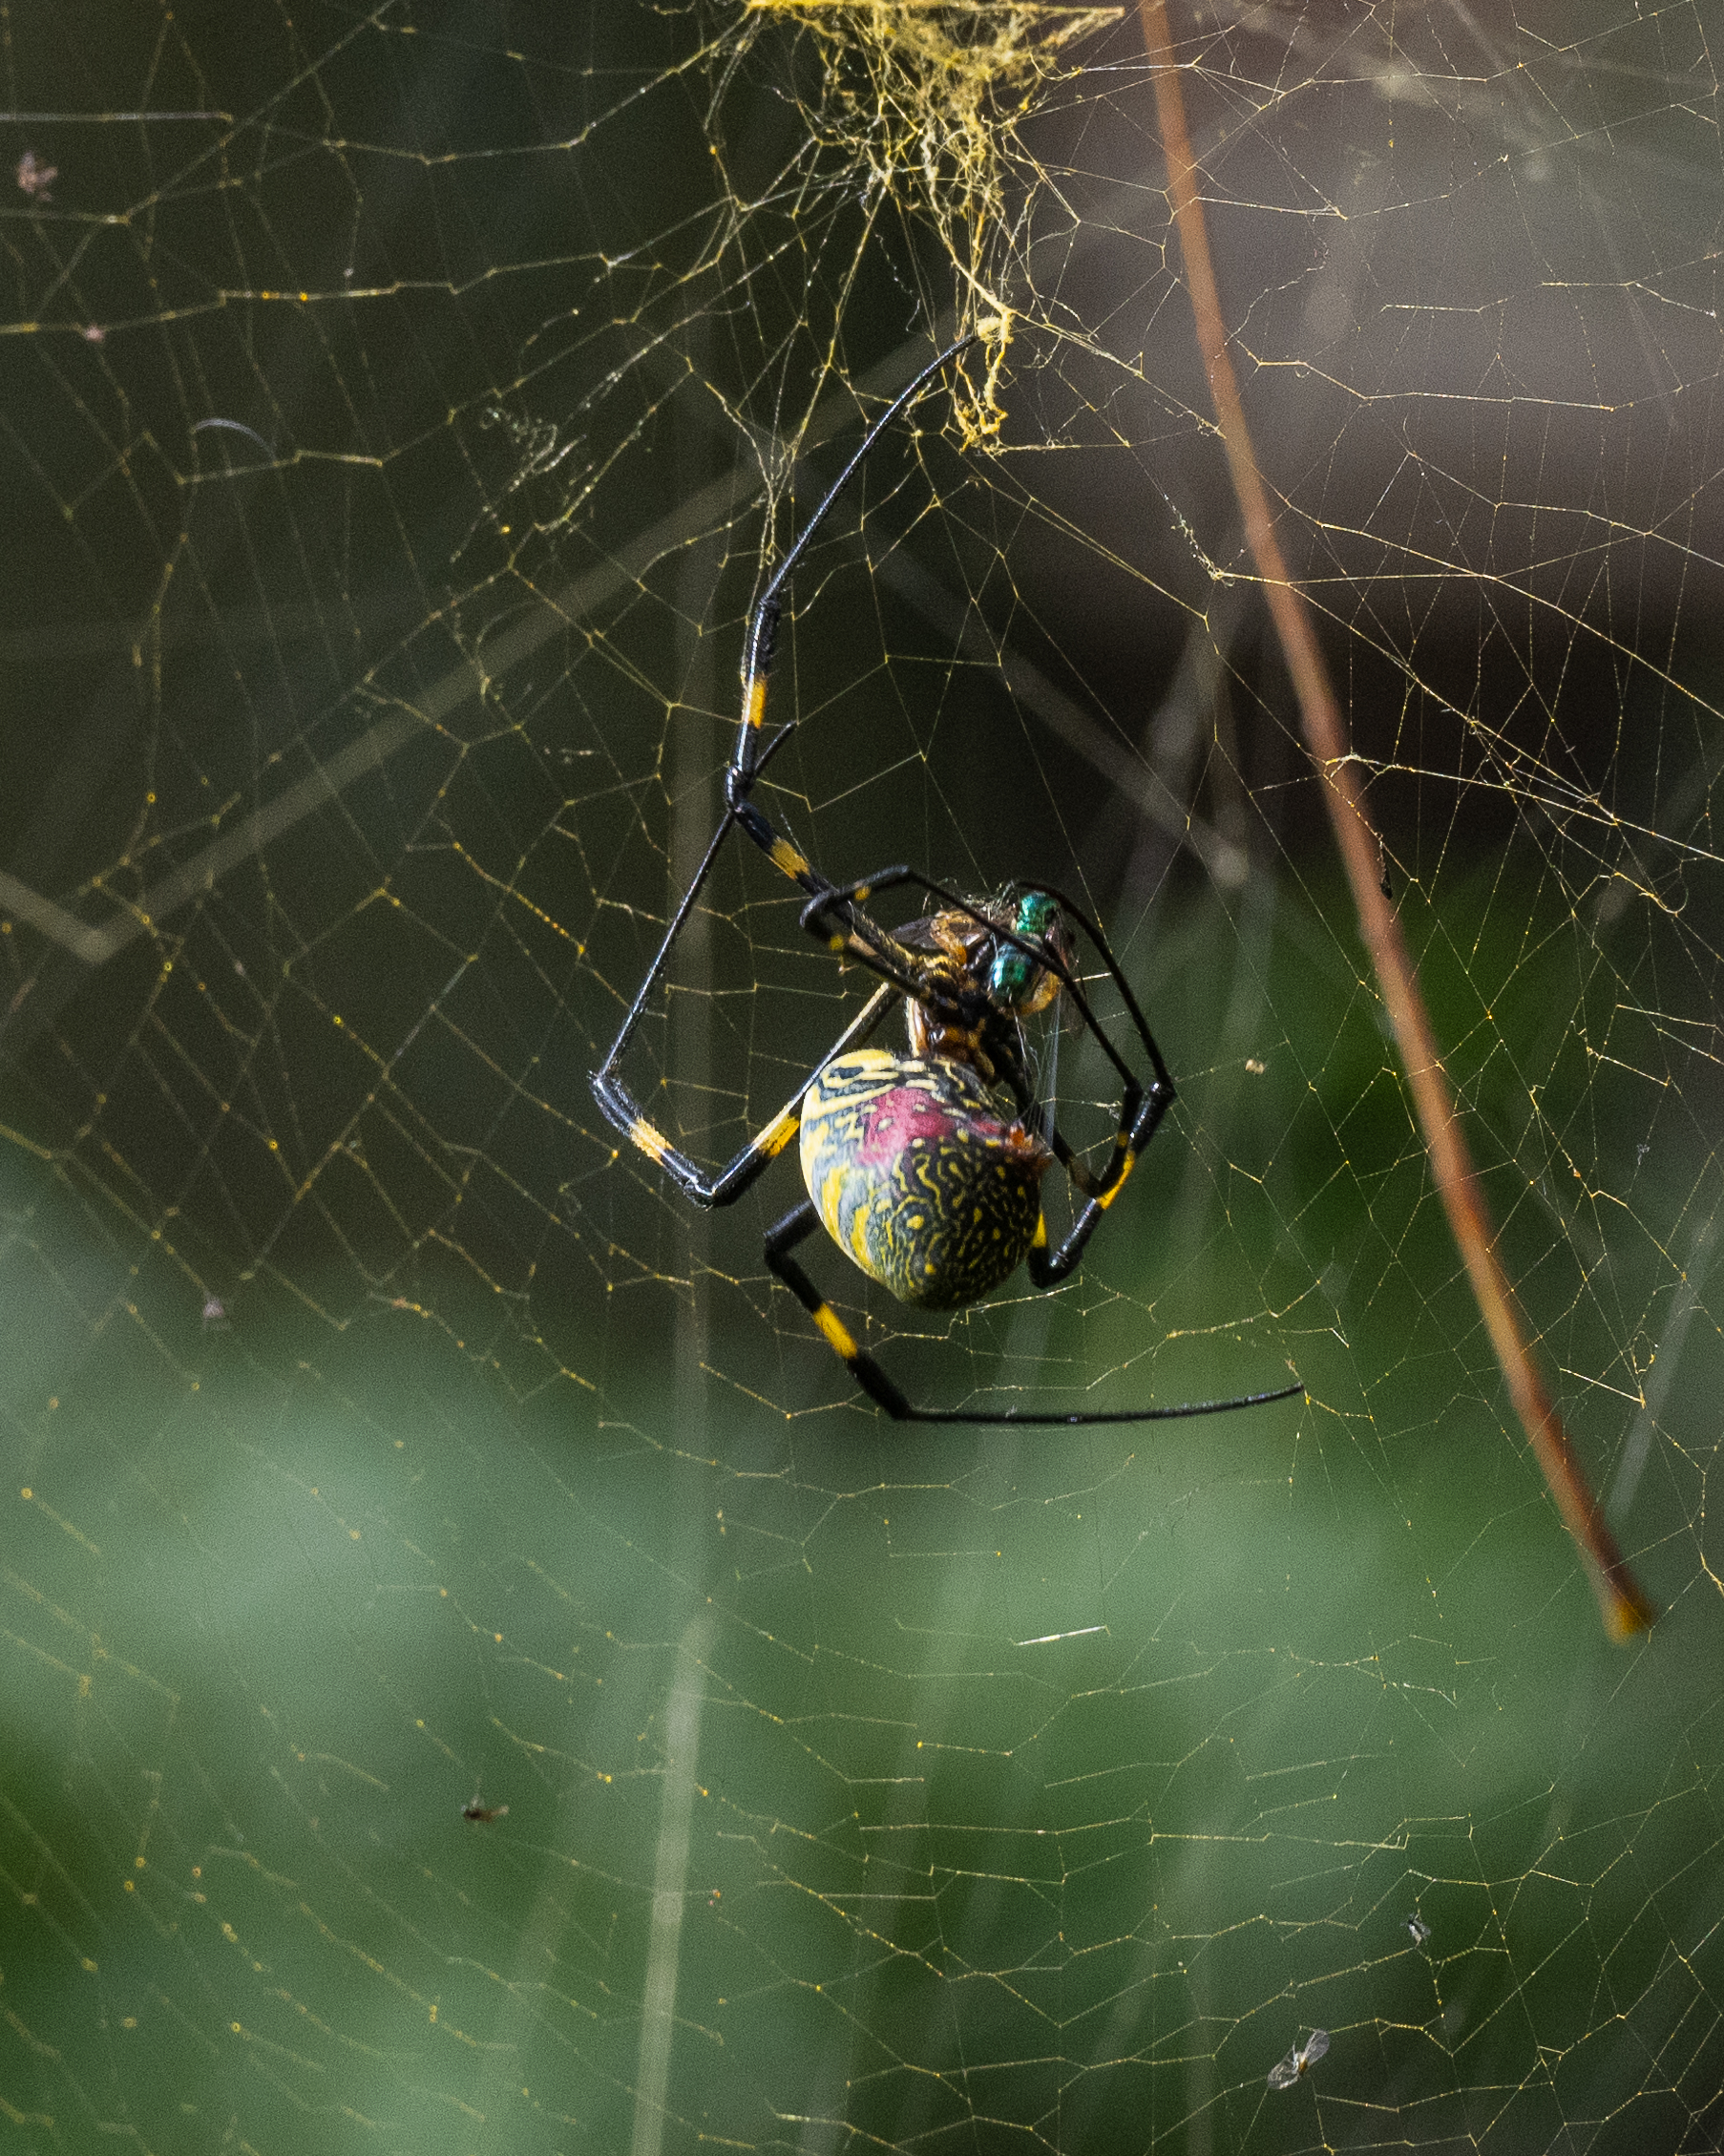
[{"x1": 1135, "y1": 0, "x2": 1654, "y2": 1639}]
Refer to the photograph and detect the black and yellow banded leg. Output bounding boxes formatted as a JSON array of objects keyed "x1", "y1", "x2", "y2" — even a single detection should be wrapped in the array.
[
  {"x1": 722, "y1": 794, "x2": 973, "y2": 1016},
  {"x1": 724, "y1": 792, "x2": 826, "y2": 905},
  {"x1": 1030, "y1": 1085, "x2": 1170, "y2": 1289},
  {"x1": 591, "y1": 1068, "x2": 805, "y2": 1211},
  {"x1": 725, "y1": 335, "x2": 978, "y2": 794},
  {"x1": 766, "y1": 1201, "x2": 1305, "y2": 1427},
  {"x1": 1046, "y1": 1081, "x2": 1150, "y2": 1205},
  {"x1": 766, "y1": 1201, "x2": 915, "y2": 1420},
  {"x1": 795, "y1": 868, "x2": 971, "y2": 1004},
  {"x1": 720, "y1": 784, "x2": 896, "y2": 979},
  {"x1": 593, "y1": 982, "x2": 898, "y2": 1209}
]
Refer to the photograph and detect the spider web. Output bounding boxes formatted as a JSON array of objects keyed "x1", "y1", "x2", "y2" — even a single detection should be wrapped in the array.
[{"x1": 2, "y1": 3, "x2": 1721, "y2": 2150}]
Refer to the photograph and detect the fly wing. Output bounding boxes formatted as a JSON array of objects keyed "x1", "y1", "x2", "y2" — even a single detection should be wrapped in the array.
[
  {"x1": 1037, "y1": 1006, "x2": 1061, "y2": 1144},
  {"x1": 893, "y1": 907, "x2": 995, "y2": 962}
]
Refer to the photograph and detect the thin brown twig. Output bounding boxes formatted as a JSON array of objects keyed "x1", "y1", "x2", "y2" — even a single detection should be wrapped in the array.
[{"x1": 1135, "y1": 0, "x2": 1654, "y2": 1639}]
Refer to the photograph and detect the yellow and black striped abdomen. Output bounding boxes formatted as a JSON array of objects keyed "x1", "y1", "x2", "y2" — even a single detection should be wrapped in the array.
[{"x1": 799, "y1": 1049, "x2": 1052, "y2": 1309}]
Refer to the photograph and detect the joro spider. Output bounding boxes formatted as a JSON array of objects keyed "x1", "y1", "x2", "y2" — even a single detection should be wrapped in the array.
[{"x1": 591, "y1": 335, "x2": 1302, "y2": 1427}]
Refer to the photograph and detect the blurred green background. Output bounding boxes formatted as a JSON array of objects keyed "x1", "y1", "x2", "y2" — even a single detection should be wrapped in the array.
[{"x1": 3, "y1": 4, "x2": 1721, "y2": 2151}]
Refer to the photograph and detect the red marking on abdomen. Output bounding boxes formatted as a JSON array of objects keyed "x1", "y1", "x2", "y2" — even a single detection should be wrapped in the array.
[{"x1": 858, "y1": 1087, "x2": 968, "y2": 1164}]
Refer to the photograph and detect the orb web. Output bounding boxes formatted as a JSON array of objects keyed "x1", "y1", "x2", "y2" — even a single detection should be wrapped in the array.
[{"x1": 0, "y1": 5, "x2": 1719, "y2": 2151}]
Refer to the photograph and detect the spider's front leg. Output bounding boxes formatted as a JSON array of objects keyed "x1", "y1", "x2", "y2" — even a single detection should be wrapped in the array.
[
  {"x1": 795, "y1": 871, "x2": 979, "y2": 1024},
  {"x1": 720, "y1": 783, "x2": 939, "y2": 1010}
]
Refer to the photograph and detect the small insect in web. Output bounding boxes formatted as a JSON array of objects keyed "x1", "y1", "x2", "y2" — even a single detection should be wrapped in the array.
[
  {"x1": 200, "y1": 1295, "x2": 231, "y2": 1334},
  {"x1": 15, "y1": 150, "x2": 55, "y2": 202},
  {"x1": 1406, "y1": 1913, "x2": 1432, "y2": 1948},
  {"x1": 1267, "y1": 2028, "x2": 1330, "y2": 2089},
  {"x1": 591, "y1": 335, "x2": 1304, "y2": 1426},
  {"x1": 462, "y1": 1792, "x2": 508, "y2": 1824}
]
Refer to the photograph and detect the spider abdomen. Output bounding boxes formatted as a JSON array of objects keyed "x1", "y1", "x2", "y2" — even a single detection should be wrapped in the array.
[{"x1": 800, "y1": 1049, "x2": 1052, "y2": 1309}]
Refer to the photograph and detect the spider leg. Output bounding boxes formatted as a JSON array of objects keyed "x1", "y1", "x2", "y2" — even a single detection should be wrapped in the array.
[
  {"x1": 797, "y1": 868, "x2": 957, "y2": 976},
  {"x1": 730, "y1": 335, "x2": 977, "y2": 791},
  {"x1": 593, "y1": 337, "x2": 978, "y2": 1185},
  {"x1": 766, "y1": 1201, "x2": 1302, "y2": 1426},
  {"x1": 766, "y1": 1201, "x2": 915, "y2": 1417},
  {"x1": 593, "y1": 982, "x2": 898, "y2": 1208},
  {"x1": 715, "y1": 337, "x2": 980, "y2": 980},
  {"x1": 681, "y1": 802, "x2": 975, "y2": 1035},
  {"x1": 1031, "y1": 1085, "x2": 1171, "y2": 1286},
  {"x1": 722, "y1": 795, "x2": 940, "y2": 999}
]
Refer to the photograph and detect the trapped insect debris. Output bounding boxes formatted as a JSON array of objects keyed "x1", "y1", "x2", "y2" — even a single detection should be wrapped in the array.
[
  {"x1": 1268, "y1": 2028, "x2": 1330, "y2": 2089},
  {"x1": 15, "y1": 149, "x2": 55, "y2": 201}
]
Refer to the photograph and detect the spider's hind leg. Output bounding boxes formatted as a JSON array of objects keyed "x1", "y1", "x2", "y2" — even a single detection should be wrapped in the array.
[
  {"x1": 766, "y1": 1201, "x2": 915, "y2": 1420},
  {"x1": 767, "y1": 1198, "x2": 1304, "y2": 1427}
]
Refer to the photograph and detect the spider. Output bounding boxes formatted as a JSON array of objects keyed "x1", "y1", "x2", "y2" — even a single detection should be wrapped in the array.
[{"x1": 591, "y1": 335, "x2": 1303, "y2": 1427}]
